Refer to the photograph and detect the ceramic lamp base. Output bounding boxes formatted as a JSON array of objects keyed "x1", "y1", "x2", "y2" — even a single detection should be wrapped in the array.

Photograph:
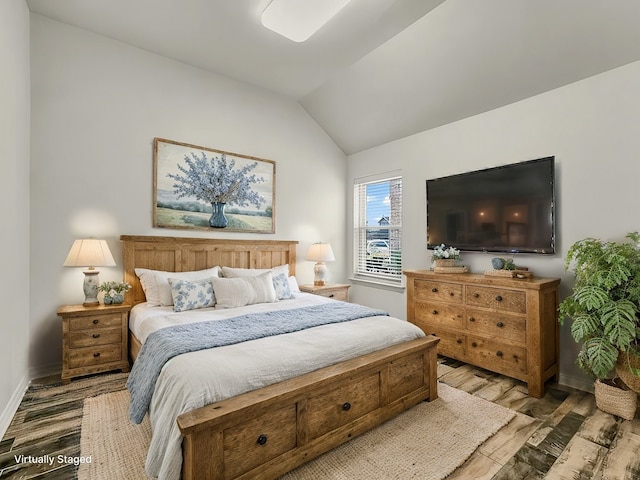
[
  {"x1": 82, "y1": 270, "x2": 100, "y2": 307},
  {"x1": 313, "y1": 262, "x2": 328, "y2": 286}
]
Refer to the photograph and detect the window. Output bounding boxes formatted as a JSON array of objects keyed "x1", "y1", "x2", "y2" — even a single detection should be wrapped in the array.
[{"x1": 353, "y1": 173, "x2": 402, "y2": 284}]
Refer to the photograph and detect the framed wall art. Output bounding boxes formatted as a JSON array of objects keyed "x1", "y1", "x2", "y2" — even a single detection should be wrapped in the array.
[{"x1": 153, "y1": 137, "x2": 276, "y2": 233}]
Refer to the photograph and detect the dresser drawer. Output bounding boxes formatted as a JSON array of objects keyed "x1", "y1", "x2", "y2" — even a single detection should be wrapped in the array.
[
  {"x1": 465, "y1": 286, "x2": 526, "y2": 314},
  {"x1": 68, "y1": 327, "x2": 122, "y2": 349},
  {"x1": 467, "y1": 337, "x2": 527, "y2": 377},
  {"x1": 67, "y1": 344, "x2": 122, "y2": 369},
  {"x1": 306, "y1": 373, "x2": 380, "y2": 440},
  {"x1": 68, "y1": 313, "x2": 123, "y2": 331},
  {"x1": 414, "y1": 280, "x2": 463, "y2": 304},
  {"x1": 430, "y1": 328, "x2": 466, "y2": 359},
  {"x1": 223, "y1": 405, "x2": 297, "y2": 479},
  {"x1": 466, "y1": 311, "x2": 526, "y2": 344},
  {"x1": 414, "y1": 302, "x2": 464, "y2": 329},
  {"x1": 314, "y1": 288, "x2": 348, "y2": 301}
]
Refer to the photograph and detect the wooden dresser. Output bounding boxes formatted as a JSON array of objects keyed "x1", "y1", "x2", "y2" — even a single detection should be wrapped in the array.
[{"x1": 404, "y1": 270, "x2": 560, "y2": 398}]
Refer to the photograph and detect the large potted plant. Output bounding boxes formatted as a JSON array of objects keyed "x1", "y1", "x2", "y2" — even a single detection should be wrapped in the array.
[{"x1": 559, "y1": 232, "x2": 640, "y2": 418}]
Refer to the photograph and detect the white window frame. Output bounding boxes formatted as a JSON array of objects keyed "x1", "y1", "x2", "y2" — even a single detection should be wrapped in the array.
[{"x1": 352, "y1": 172, "x2": 403, "y2": 288}]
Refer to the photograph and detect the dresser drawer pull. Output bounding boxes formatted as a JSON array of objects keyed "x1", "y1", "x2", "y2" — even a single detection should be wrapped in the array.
[
  {"x1": 93, "y1": 352, "x2": 100, "y2": 358},
  {"x1": 471, "y1": 342, "x2": 477, "y2": 348},
  {"x1": 474, "y1": 293, "x2": 480, "y2": 298},
  {"x1": 92, "y1": 333, "x2": 101, "y2": 338},
  {"x1": 469, "y1": 317, "x2": 475, "y2": 322},
  {"x1": 450, "y1": 292, "x2": 455, "y2": 296},
  {"x1": 432, "y1": 310, "x2": 438, "y2": 315},
  {"x1": 256, "y1": 434, "x2": 268, "y2": 446},
  {"x1": 456, "y1": 339, "x2": 463, "y2": 344},
  {"x1": 432, "y1": 287, "x2": 438, "y2": 293},
  {"x1": 328, "y1": 294, "x2": 334, "y2": 298},
  {"x1": 342, "y1": 402, "x2": 352, "y2": 411},
  {"x1": 496, "y1": 351, "x2": 504, "y2": 357},
  {"x1": 93, "y1": 319, "x2": 99, "y2": 325},
  {"x1": 496, "y1": 322, "x2": 504, "y2": 328},
  {"x1": 495, "y1": 295, "x2": 503, "y2": 302}
]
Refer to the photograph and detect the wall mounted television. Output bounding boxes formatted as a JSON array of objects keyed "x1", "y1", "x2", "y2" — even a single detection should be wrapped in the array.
[{"x1": 426, "y1": 156, "x2": 556, "y2": 254}]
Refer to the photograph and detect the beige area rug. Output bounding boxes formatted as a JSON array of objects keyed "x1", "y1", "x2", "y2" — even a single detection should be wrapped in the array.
[{"x1": 79, "y1": 383, "x2": 515, "y2": 480}]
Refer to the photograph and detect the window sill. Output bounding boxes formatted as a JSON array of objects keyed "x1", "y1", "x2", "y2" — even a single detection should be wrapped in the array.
[{"x1": 348, "y1": 276, "x2": 405, "y2": 293}]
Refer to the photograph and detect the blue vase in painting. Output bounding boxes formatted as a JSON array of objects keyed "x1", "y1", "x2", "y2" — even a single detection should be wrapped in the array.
[{"x1": 209, "y1": 202, "x2": 228, "y2": 228}]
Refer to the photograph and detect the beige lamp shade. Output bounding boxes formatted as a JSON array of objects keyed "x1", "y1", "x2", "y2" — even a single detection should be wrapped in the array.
[
  {"x1": 64, "y1": 239, "x2": 116, "y2": 306},
  {"x1": 306, "y1": 243, "x2": 335, "y2": 286}
]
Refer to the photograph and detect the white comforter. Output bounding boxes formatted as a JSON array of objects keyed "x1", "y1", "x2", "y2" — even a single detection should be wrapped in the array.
[{"x1": 130, "y1": 293, "x2": 425, "y2": 480}]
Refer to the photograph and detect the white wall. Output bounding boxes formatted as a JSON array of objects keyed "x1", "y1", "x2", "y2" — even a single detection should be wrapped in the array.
[
  {"x1": 29, "y1": 15, "x2": 347, "y2": 374},
  {"x1": 347, "y1": 60, "x2": 640, "y2": 391},
  {"x1": 0, "y1": 0, "x2": 31, "y2": 437}
]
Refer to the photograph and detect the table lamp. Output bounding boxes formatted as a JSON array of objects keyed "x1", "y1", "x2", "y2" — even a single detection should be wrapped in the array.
[
  {"x1": 306, "y1": 242, "x2": 335, "y2": 286},
  {"x1": 63, "y1": 238, "x2": 116, "y2": 306}
]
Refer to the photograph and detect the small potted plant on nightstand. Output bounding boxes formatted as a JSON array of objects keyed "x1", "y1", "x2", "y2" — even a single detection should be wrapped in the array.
[
  {"x1": 99, "y1": 281, "x2": 131, "y2": 305},
  {"x1": 558, "y1": 232, "x2": 640, "y2": 419}
]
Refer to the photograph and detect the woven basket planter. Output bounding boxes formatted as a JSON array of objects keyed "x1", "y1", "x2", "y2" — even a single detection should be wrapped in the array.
[
  {"x1": 594, "y1": 379, "x2": 637, "y2": 420},
  {"x1": 434, "y1": 258, "x2": 456, "y2": 267},
  {"x1": 615, "y1": 352, "x2": 640, "y2": 393}
]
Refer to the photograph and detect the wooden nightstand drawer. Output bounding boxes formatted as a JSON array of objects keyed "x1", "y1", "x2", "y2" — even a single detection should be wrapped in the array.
[
  {"x1": 299, "y1": 284, "x2": 350, "y2": 302},
  {"x1": 68, "y1": 327, "x2": 122, "y2": 349},
  {"x1": 67, "y1": 344, "x2": 123, "y2": 369},
  {"x1": 69, "y1": 313, "x2": 122, "y2": 331}
]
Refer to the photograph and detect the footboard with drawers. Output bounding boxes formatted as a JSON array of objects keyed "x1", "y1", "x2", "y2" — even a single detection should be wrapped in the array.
[{"x1": 404, "y1": 270, "x2": 560, "y2": 398}]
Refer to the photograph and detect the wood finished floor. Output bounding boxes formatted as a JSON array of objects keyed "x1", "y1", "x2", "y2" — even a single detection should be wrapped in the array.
[{"x1": 1, "y1": 359, "x2": 639, "y2": 479}]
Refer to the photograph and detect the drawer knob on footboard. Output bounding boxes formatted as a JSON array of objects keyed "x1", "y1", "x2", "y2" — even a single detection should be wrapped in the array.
[
  {"x1": 342, "y1": 402, "x2": 352, "y2": 411},
  {"x1": 256, "y1": 434, "x2": 268, "y2": 446}
]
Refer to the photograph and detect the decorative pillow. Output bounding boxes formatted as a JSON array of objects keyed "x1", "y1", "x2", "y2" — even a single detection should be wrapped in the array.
[
  {"x1": 211, "y1": 272, "x2": 277, "y2": 309},
  {"x1": 287, "y1": 275, "x2": 300, "y2": 293},
  {"x1": 135, "y1": 266, "x2": 220, "y2": 306},
  {"x1": 221, "y1": 265, "x2": 291, "y2": 299},
  {"x1": 168, "y1": 278, "x2": 216, "y2": 312},
  {"x1": 272, "y1": 272, "x2": 292, "y2": 300}
]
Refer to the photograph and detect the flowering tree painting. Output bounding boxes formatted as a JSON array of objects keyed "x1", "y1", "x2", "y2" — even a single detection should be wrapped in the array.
[{"x1": 154, "y1": 138, "x2": 275, "y2": 233}]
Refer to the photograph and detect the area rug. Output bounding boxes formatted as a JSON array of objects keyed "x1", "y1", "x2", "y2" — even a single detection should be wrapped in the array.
[{"x1": 79, "y1": 383, "x2": 515, "y2": 480}]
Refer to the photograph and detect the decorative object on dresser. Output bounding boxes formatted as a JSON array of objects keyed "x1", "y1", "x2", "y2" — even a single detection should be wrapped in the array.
[
  {"x1": 431, "y1": 244, "x2": 468, "y2": 274},
  {"x1": 299, "y1": 283, "x2": 350, "y2": 302},
  {"x1": 99, "y1": 281, "x2": 131, "y2": 305},
  {"x1": 58, "y1": 303, "x2": 130, "y2": 384},
  {"x1": 405, "y1": 270, "x2": 560, "y2": 398},
  {"x1": 484, "y1": 257, "x2": 533, "y2": 278},
  {"x1": 153, "y1": 137, "x2": 276, "y2": 233},
  {"x1": 305, "y1": 242, "x2": 335, "y2": 286},
  {"x1": 63, "y1": 238, "x2": 116, "y2": 306}
]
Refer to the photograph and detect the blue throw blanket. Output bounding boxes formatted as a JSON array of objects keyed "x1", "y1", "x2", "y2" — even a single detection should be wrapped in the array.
[{"x1": 127, "y1": 302, "x2": 388, "y2": 424}]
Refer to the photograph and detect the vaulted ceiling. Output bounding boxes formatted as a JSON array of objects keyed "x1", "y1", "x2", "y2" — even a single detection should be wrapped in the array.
[{"x1": 26, "y1": 0, "x2": 640, "y2": 154}]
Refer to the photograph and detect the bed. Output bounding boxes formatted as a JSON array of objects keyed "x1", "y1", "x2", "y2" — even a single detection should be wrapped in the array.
[{"x1": 121, "y1": 235, "x2": 439, "y2": 480}]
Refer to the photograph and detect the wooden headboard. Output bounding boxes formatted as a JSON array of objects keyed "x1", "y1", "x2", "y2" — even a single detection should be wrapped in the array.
[{"x1": 121, "y1": 235, "x2": 298, "y2": 305}]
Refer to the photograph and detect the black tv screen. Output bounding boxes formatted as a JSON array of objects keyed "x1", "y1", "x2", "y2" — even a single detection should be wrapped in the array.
[{"x1": 426, "y1": 156, "x2": 556, "y2": 254}]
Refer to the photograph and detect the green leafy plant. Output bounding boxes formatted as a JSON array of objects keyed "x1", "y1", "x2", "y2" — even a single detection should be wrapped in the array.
[{"x1": 558, "y1": 232, "x2": 640, "y2": 380}]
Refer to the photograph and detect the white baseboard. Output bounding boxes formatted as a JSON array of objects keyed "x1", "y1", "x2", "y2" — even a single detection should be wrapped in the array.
[
  {"x1": 0, "y1": 374, "x2": 30, "y2": 440},
  {"x1": 559, "y1": 373, "x2": 594, "y2": 393}
]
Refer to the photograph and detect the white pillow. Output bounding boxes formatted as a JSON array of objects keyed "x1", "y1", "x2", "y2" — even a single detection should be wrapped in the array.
[
  {"x1": 221, "y1": 265, "x2": 291, "y2": 299},
  {"x1": 168, "y1": 278, "x2": 215, "y2": 312},
  {"x1": 211, "y1": 272, "x2": 277, "y2": 309},
  {"x1": 287, "y1": 275, "x2": 301, "y2": 293},
  {"x1": 135, "y1": 266, "x2": 220, "y2": 306}
]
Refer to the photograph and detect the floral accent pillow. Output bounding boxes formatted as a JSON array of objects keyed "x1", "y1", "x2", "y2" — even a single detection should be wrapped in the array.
[
  {"x1": 272, "y1": 272, "x2": 292, "y2": 300},
  {"x1": 168, "y1": 278, "x2": 216, "y2": 312}
]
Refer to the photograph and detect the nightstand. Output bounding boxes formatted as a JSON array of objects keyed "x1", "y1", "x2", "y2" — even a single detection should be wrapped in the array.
[
  {"x1": 299, "y1": 284, "x2": 351, "y2": 302},
  {"x1": 57, "y1": 303, "x2": 131, "y2": 383}
]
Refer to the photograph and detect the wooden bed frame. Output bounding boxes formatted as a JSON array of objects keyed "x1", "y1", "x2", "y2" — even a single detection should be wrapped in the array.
[{"x1": 121, "y1": 235, "x2": 439, "y2": 480}]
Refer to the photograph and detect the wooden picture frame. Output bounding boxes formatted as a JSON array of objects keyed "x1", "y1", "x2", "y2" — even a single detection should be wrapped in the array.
[{"x1": 153, "y1": 137, "x2": 276, "y2": 233}]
